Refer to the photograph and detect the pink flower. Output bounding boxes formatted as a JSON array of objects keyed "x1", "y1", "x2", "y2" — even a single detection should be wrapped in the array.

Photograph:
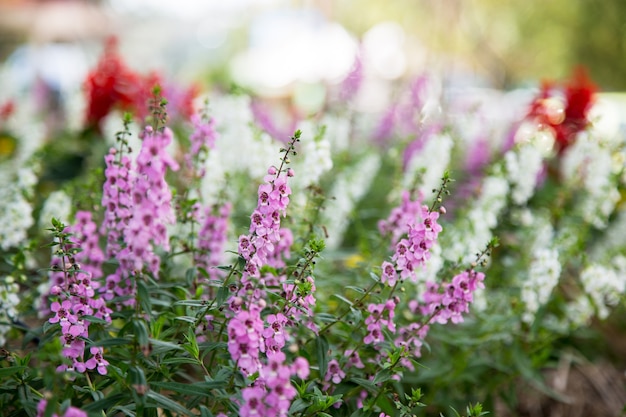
[
  {"x1": 325, "y1": 359, "x2": 346, "y2": 384},
  {"x1": 49, "y1": 300, "x2": 76, "y2": 326},
  {"x1": 240, "y1": 386, "x2": 267, "y2": 417},
  {"x1": 85, "y1": 347, "x2": 109, "y2": 375},
  {"x1": 37, "y1": 399, "x2": 87, "y2": 417},
  {"x1": 345, "y1": 349, "x2": 365, "y2": 369},
  {"x1": 381, "y1": 261, "x2": 397, "y2": 286},
  {"x1": 292, "y1": 357, "x2": 310, "y2": 379}
]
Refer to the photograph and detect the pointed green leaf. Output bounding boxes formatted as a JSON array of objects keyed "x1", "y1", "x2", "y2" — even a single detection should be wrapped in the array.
[
  {"x1": 146, "y1": 390, "x2": 193, "y2": 416},
  {"x1": 315, "y1": 335, "x2": 329, "y2": 379}
]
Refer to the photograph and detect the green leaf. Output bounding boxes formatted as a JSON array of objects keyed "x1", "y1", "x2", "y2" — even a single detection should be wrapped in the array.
[
  {"x1": 332, "y1": 294, "x2": 354, "y2": 306},
  {"x1": 174, "y1": 316, "x2": 198, "y2": 323},
  {"x1": 161, "y1": 357, "x2": 200, "y2": 366},
  {"x1": 315, "y1": 313, "x2": 337, "y2": 323},
  {"x1": 127, "y1": 366, "x2": 147, "y2": 387},
  {"x1": 132, "y1": 320, "x2": 150, "y2": 348},
  {"x1": 185, "y1": 267, "x2": 197, "y2": 285},
  {"x1": 42, "y1": 320, "x2": 57, "y2": 334},
  {"x1": 198, "y1": 341, "x2": 228, "y2": 353},
  {"x1": 81, "y1": 391, "x2": 129, "y2": 412},
  {"x1": 137, "y1": 279, "x2": 152, "y2": 313},
  {"x1": 146, "y1": 390, "x2": 193, "y2": 416},
  {"x1": 289, "y1": 398, "x2": 311, "y2": 414},
  {"x1": 216, "y1": 286, "x2": 229, "y2": 308},
  {"x1": 345, "y1": 285, "x2": 366, "y2": 294},
  {"x1": 150, "y1": 380, "x2": 226, "y2": 396},
  {"x1": 350, "y1": 377, "x2": 377, "y2": 392},
  {"x1": 369, "y1": 272, "x2": 381, "y2": 282},
  {"x1": 373, "y1": 368, "x2": 393, "y2": 384},
  {"x1": 349, "y1": 409, "x2": 367, "y2": 417},
  {"x1": 173, "y1": 300, "x2": 209, "y2": 307},
  {"x1": 90, "y1": 337, "x2": 132, "y2": 348},
  {"x1": 81, "y1": 315, "x2": 109, "y2": 325},
  {"x1": 0, "y1": 366, "x2": 26, "y2": 377},
  {"x1": 149, "y1": 338, "x2": 185, "y2": 354},
  {"x1": 199, "y1": 405, "x2": 213, "y2": 417},
  {"x1": 110, "y1": 405, "x2": 136, "y2": 416},
  {"x1": 315, "y1": 335, "x2": 329, "y2": 379}
]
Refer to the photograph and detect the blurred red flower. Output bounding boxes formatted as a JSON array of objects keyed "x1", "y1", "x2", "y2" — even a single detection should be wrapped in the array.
[
  {"x1": 84, "y1": 37, "x2": 198, "y2": 132},
  {"x1": 526, "y1": 67, "x2": 597, "y2": 154}
]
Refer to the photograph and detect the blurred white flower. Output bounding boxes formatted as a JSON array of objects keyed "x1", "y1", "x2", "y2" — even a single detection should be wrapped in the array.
[
  {"x1": 561, "y1": 132, "x2": 622, "y2": 228},
  {"x1": 0, "y1": 277, "x2": 20, "y2": 346},
  {"x1": 579, "y1": 259, "x2": 626, "y2": 320},
  {"x1": 322, "y1": 154, "x2": 381, "y2": 249},
  {"x1": 402, "y1": 132, "x2": 453, "y2": 202},
  {"x1": 505, "y1": 140, "x2": 546, "y2": 205},
  {"x1": 39, "y1": 190, "x2": 72, "y2": 228},
  {"x1": 521, "y1": 247, "x2": 561, "y2": 324},
  {"x1": 445, "y1": 173, "x2": 509, "y2": 264},
  {"x1": 0, "y1": 168, "x2": 36, "y2": 250}
]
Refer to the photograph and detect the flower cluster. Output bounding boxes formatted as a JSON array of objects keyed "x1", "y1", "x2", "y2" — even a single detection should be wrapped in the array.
[
  {"x1": 397, "y1": 267, "x2": 485, "y2": 360},
  {"x1": 0, "y1": 167, "x2": 37, "y2": 250},
  {"x1": 225, "y1": 133, "x2": 315, "y2": 417},
  {"x1": 46, "y1": 219, "x2": 111, "y2": 374},
  {"x1": 185, "y1": 112, "x2": 218, "y2": 179},
  {"x1": 103, "y1": 125, "x2": 179, "y2": 306},
  {"x1": 388, "y1": 202, "x2": 442, "y2": 283},
  {"x1": 195, "y1": 202, "x2": 232, "y2": 282},
  {"x1": 0, "y1": 276, "x2": 20, "y2": 346},
  {"x1": 364, "y1": 299, "x2": 397, "y2": 345},
  {"x1": 236, "y1": 165, "x2": 294, "y2": 284}
]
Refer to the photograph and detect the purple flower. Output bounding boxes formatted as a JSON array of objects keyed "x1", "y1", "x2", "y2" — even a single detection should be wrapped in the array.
[
  {"x1": 240, "y1": 386, "x2": 267, "y2": 417},
  {"x1": 345, "y1": 349, "x2": 365, "y2": 369},
  {"x1": 325, "y1": 359, "x2": 346, "y2": 384},
  {"x1": 37, "y1": 399, "x2": 87, "y2": 417},
  {"x1": 291, "y1": 356, "x2": 310, "y2": 379},
  {"x1": 49, "y1": 300, "x2": 76, "y2": 326},
  {"x1": 381, "y1": 261, "x2": 397, "y2": 286},
  {"x1": 85, "y1": 347, "x2": 109, "y2": 375}
]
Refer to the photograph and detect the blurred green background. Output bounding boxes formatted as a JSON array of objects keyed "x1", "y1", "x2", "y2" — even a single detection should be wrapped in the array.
[
  {"x1": 0, "y1": 0, "x2": 624, "y2": 91},
  {"x1": 330, "y1": 0, "x2": 626, "y2": 90}
]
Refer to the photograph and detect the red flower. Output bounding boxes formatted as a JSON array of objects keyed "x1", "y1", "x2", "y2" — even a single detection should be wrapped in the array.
[
  {"x1": 83, "y1": 37, "x2": 199, "y2": 132},
  {"x1": 84, "y1": 37, "x2": 141, "y2": 130},
  {"x1": 0, "y1": 99, "x2": 15, "y2": 121},
  {"x1": 525, "y1": 67, "x2": 597, "y2": 154}
]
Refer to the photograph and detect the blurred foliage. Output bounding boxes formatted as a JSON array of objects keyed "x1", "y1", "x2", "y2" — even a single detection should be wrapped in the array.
[
  {"x1": 332, "y1": 0, "x2": 626, "y2": 90},
  {"x1": 1, "y1": 1, "x2": 625, "y2": 90}
]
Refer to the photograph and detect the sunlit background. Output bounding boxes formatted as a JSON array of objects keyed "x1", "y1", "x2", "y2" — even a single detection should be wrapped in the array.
[{"x1": 1, "y1": 0, "x2": 625, "y2": 100}]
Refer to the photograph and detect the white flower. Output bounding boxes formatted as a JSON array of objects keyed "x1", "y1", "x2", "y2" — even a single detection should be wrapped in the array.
[
  {"x1": 505, "y1": 138, "x2": 547, "y2": 205},
  {"x1": 444, "y1": 174, "x2": 509, "y2": 264},
  {"x1": 320, "y1": 114, "x2": 350, "y2": 153},
  {"x1": 521, "y1": 247, "x2": 561, "y2": 324},
  {"x1": 0, "y1": 277, "x2": 20, "y2": 346},
  {"x1": 211, "y1": 94, "x2": 277, "y2": 180},
  {"x1": 291, "y1": 120, "x2": 334, "y2": 194},
  {"x1": 0, "y1": 168, "x2": 36, "y2": 250},
  {"x1": 579, "y1": 259, "x2": 626, "y2": 320},
  {"x1": 565, "y1": 295, "x2": 595, "y2": 329},
  {"x1": 322, "y1": 154, "x2": 381, "y2": 249},
  {"x1": 200, "y1": 149, "x2": 226, "y2": 205},
  {"x1": 560, "y1": 132, "x2": 622, "y2": 228},
  {"x1": 39, "y1": 190, "x2": 72, "y2": 228},
  {"x1": 401, "y1": 132, "x2": 453, "y2": 203}
]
